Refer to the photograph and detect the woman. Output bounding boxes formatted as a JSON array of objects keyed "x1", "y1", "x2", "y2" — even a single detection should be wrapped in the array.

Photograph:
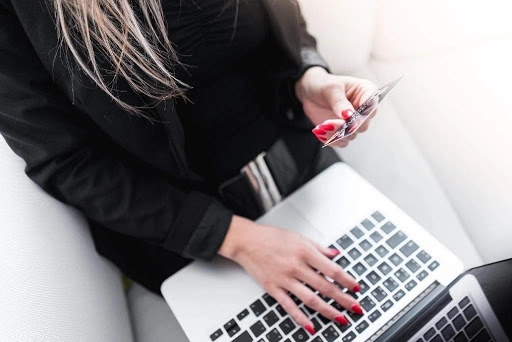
[{"x1": 0, "y1": 0, "x2": 377, "y2": 334}]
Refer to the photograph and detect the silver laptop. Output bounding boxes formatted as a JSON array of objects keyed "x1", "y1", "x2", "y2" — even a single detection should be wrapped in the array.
[{"x1": 161, "y1": 163, "x2": 508, "y2": 342}]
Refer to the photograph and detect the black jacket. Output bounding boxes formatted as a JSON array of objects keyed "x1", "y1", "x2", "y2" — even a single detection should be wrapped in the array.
[{"x1": 0, "y1": 0, "x2": 329, "y2": 289}]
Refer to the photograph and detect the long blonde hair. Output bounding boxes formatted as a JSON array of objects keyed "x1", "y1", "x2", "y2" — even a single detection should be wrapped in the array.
[{"x1": 54, "y1": 0, "x2": 188, "y2": 116}]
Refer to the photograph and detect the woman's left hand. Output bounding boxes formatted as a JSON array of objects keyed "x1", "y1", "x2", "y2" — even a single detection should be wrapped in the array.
[{"x1": 295, "y1": 67, "x2": 378, "y2": 147}]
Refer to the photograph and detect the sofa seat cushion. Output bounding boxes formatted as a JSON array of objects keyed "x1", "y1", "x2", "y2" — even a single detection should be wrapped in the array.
[{"x1": 370, "y1": 39, "x2": 512, "y2": 263}]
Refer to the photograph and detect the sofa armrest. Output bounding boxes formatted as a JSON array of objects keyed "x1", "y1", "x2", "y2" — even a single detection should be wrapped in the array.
[{"x1": 0, "y1": 137, "x2": 134, "y2": 342}]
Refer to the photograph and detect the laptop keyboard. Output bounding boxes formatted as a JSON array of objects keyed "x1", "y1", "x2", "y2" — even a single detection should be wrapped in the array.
[
  {"x1": 415, "y1": 296, "x2": 493, "y2": 342},
  {"x1": 210, "y1": 211, "x2": 441, "y2": 342}
]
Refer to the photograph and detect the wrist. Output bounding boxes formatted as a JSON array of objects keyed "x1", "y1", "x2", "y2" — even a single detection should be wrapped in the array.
[
  {"x1": 294, "y1": 66, "x2": 329, "y2": 103},
  {"x1": 218, "y1": 215, "x2": 255, "y2": 261}
]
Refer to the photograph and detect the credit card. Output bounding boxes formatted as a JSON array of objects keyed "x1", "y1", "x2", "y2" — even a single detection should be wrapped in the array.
[{"x1": 323, "y1": 75, "x2": 405, "y2": 147}]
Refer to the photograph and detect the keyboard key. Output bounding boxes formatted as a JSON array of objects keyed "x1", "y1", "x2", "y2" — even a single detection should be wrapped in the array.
[
  {"x1": 372, "y1": 211, "x2": 386, "y2": 222},
  {"x1": 210, "y1": 329, "x2": 223, "y2": 341},
  {"x1": 263, "y1": 311, "x2": 280, "y2": 327},
  {"x1": 405, "y1": 259, "x2": 420, "y2": 273},
  {"x1": 336, "y1": 256, "x2": 350, "y2": 268},
  {"x1": 290, "y1": 294, "x2": 301, "y2": 305},
  {"x1": 355, "y1": 320, "x2": 369, "y2": 333},
  {"x1": 400, "y1": 241, "x2": 419, "y2": 257},
  {"x1": 336, "y1": 318, "x2": 352, "y2": 333},
  {"x1": 453, "y1": 314, "x2": 466, "y2": 330},
  {"x1": 225, "y1": 319, "x2": 241, "y2": 337},
  {"x1": 280, "y1": 318, "x2": 296, "y2": 335},
  {"x1": 312, "y1": 317, "x2": 323, "y2": 332},
  {"x1": 347, "y1": 310, "x2": 363, "y2": 323},
  {"x1": 447, "y1": 307, "x2": 459, "y2": 320},
  {"x1": 465, "y1": 317, "x2": 484, "y2": 338},
  {"x1": 441, "y1": 324, "x2": 456, "y2": 340},
  {"x1": 276, "y1": 305, "x2": 287, "y2": 317},
  {"x1": 358, "y1": 280, "x2": 370, "y2": 294},
  {"x1": 381, "y1": 299, "x2": 393, "y2": 312},
  {"x1": 237, "y1": 309, "x2": 249, "y2": 321},
  {"x1": 266, "y1": 328, "x2": 283, "y2": 342},
  {"x1": 459, "y1": 297, "x2": 470, "y2": 309},
  {"x1": 423, "y1": 327, "x2": 435, "y2": 340},
  {"x1": 317, "y1": 314, "x2": 330, "y2": 325},
  {"x1": 393, "y1": 290, "x2": 406, "y2": 302},
  {"x1": 389, "y1": 253, "x2": 404, "y2": 266},
  {"x1": 361, "y1": 219, "x2": 375, "y2": 230},
  {"x1": 436, "y1": 317, "x2": 448, "y2": 330},
  {"x1": 311, "y1": 337, "x2": 323, "y2": 342},
  {"x1": 366, "y1": 271, "x2": 382, "y2": 285},
  {"x1": 417, "y1": 250, "x2": 432, "y2": 264},
  {"x1": 342, "y1": 331, "x2": 357, "y2": 342},
  {"x1": 353, "y1": 262, "x2": 367, "y2": 276},
  {"x1": 263, "y1": 293, "x2": 277, "y2": 307},
  {"x1": 377, "y1": 262, "x2": 392, "y2": 275},
  {"x1": 337, "y1": 235, "x2": 354, "y2": 249},
  {"x1": 394, "y1": 268, "x2": 410, "y2": 282},
  {"x1": 368, "y1": 309, "x2": 382, "y2": 323},
  {"x1": 364, "y1": 253, "x2": 378, "y2": 267},
  {"x1": 292, "y1": 328, "x2": 310, "y2": 342},
  {"x1": 350, "y1": 227, "x2": 365, "y2": 239},
  {"x1": 250, "y1": 321, "x2": 266, "y2": 337},
  {"x1": 370, "y1": 231, "x2": 383, "y2": 243},
  {"x1": 416, "y1": 270, "x2": 428, "y2": 281},
  {"x1": 428, "y1": 261, "x2": 440, "y2": 271},
  {"x1": 360, "y1": 296, "x2": 376, "y2": 311},
  {"x1": 359, "y1": 239, "x2": 373, "y2": 251},
  {"x1": 405, "y1": 280, "x2": 417, "y2": 291},
  {"x1": 386, "y1": 231, "x2": 407, "y2": 248},
  {"x1": 454, "y1": 332, "x2": 468, "y2": 342},
  {"x1": 372, "y1": 286, "x2": 388, "y2": 302},
  {"x1": 381, "y1": 221, "x2": 396, "y2": 234},
  {"x1": 431, "y1": 335, "x2": 443, "y2": 342},
  {"x1": 320, "y1": 326, "x2": 339, "y2": 342},
  {"x1": 383, "y1": 277, "x2": 399, "y2": 292},
  {"x1": 348, "y1": 247, "x2": 362, "y2": 260},
  {"x1": 250, "y1": 299, "x2": 267, "y2": 317},
  {"x1": 463, "y1": 305, "x2": 477, "y2": 321},
  {"x1": 473, "y1": 328, "x2": 491, "y2": 342},
  {"x1": 375, "y1": 245, "x2": 389, "y2": 257},
  {"x1": 233, "y1": 331, "x2": 253, "y2": 342}
]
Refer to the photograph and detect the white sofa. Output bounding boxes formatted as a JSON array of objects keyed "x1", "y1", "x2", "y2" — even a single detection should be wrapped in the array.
[{"x1": 1, "y1": 1, "x2": 511, "y2": 341}]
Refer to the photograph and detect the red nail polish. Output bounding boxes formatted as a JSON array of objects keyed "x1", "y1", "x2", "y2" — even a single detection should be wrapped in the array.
[
  {"x1": 330, "y1": 248, "x2": 340, "y2": 257},
  {"x1": 312, "y1": 128, "x2": 326, "y2": 135},
  {"x1": 342, "y1": 110, "x2": 354, "y2": 119},
  {"x1": 351, "y1": 304, "x2": 364, "y2": 315},
  {"x1": 352, "y1": 284, "x2": 361, "y2": 293},
  {"x1": 318, "y1": 136, "x2": 327, "y2": 142},
  {"x1": 304, "y1": 324, "x2": 316, "y2": 335},
  {"x1": 335, "y1": 315, "x2": 349, "y2": 325},
  {"x1": 319, "y1": 124, "x2": 335, "y2": 131}
]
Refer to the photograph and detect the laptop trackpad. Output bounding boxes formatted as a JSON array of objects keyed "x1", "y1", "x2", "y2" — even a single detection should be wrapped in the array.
[{"x1": 256, "y1": 201, "x2": 327, "y2": 244}]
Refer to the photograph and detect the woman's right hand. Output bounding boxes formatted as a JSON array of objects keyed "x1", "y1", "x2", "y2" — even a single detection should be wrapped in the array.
[{"x1": 218, "y1": 215, "x2": 364, "y2": 335}]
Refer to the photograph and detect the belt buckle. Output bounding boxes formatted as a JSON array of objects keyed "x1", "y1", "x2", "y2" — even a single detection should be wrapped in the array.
[{"x1": 241, "y1": 152, "x2": 282, "y2": 213}]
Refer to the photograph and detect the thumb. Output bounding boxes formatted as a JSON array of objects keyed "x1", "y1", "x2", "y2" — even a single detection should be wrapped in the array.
[{"x1": 325, "y1": 84, "x2": 356, "y2": 120}]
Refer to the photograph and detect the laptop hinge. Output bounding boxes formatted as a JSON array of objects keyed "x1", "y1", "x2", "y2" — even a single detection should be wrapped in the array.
[{"x1": 369, "y1": 281, "x2": 451, "y2": 342}]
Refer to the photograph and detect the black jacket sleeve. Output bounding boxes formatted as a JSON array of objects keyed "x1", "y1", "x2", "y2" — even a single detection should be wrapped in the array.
[
  {"x1": 0, "y1": 2, "x2": 232, "y2": 261},
  {"x1": 266, "y1": 1, "x2": 330, "y2": 123}
]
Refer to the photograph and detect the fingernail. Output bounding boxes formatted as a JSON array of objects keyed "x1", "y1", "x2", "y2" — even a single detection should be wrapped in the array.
[
  {"x1": 319, "y1": 124, "x2": 335, "y2": 131},
  {"x1": 352, "y1": 284, "x2": 361, "y2": 293},
  {"x1": 304, "y1": 324, "x2": 316, "y2": 335},
  {"x1": 312, "y1": 128, "x2": 326, "y2": 135},
  {"x1": 342, "y1": 109, "x2": 354, "y2": 119},
  {"x1": 351, "y1": 304, "x2": 364, "y2": 315},
  {"x1": 329, "y1": 248, "x2": 340, "y2": 257},
  {"x1": 318, "y1": 136, "x2": 327, "y2": 142},
  {"x1": 335, "y1": 315, "x2": 349, "y2": 325}
]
